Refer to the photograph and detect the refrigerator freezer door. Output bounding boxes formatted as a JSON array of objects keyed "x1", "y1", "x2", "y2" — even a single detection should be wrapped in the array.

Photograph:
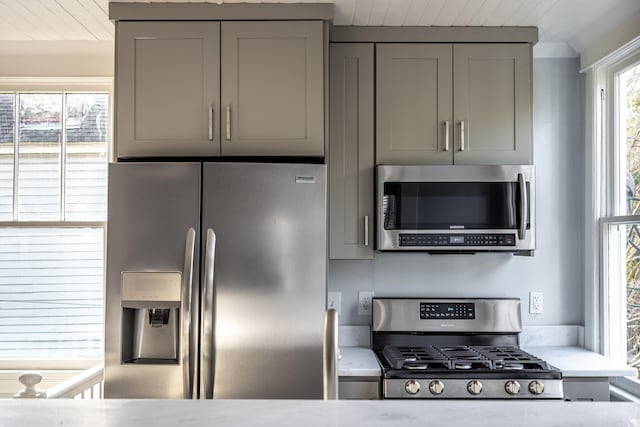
[
  {"x1": 202, "y1": 163, "x2": 327, "y2": 399},
  {"x1": 105, "y1": 163, "x2": 201, "y2": 398}
]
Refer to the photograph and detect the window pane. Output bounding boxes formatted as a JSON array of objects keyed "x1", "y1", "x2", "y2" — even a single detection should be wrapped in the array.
[
  {"x1": 623, "y1": 63, "x2": 640, "y2": 215},
  {"x1": 0, "y1": 227, "x2": 103, "y2": 359},
  {"x1": 628, "y1": 222, "x2": 640, "y2": 370},
  {"x1": 0, "y1": 94, "x2": 14, "y2": 221},
  {"x1": 18, "y1": 94, "x2": 61, "y2": 220},
  {"x1": 65, "y1": 93, "x2": 108, "y2": 221}
]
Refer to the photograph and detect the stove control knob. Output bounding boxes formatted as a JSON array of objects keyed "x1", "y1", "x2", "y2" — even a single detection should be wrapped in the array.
[
  {"x1": 505, "y1": 380, "x2": 521, "y2": 395},
  {"x1": 429, "y1": 380, "x2": 445, "y2": 395},
  {"x1": 467, "y1": 380, "x2": 483, "y2": 395},
  {"x1": 528, "y1": 380, "x2": 545, "y2": 395},
  {"x1": 405, "y1": 380, "x2": 421, "y2": 395}
]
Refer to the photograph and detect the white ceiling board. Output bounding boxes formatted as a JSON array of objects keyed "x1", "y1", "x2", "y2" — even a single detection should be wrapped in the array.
[
  {"x1": 367, "y1": 0, "x2": 389, "y2": 26},
  {"x1": 352, "y1": 0, "x2": 373, "y2": 26},
  {"x1": 332, "y1": 0, "x2": 357, "y2": 25},
  {"x1": 466, "y1": 0, "x2": 504, "y2": 26},
  {"x1": 381, "y1": 0, "x2": 411, "y2": 25},
  {"x1": 402, "y1": 0, "x2": 429, "y2": 26},
  {"x1": 452, "y1": 0, "x2": 484, "y2": 26},
  {"x1": 54, "y1": 0, "x2": 114, "y2": 40},
  {"x1": 418, "y1": 0, "x2": 447, "y2": 26},
  {"x1": 0, "y1": 0, "x2": 636, "y2": 57},
  {"x1": 435, "y1": 0, "x2": 469, "y2": 27},
  {"x1": 483, "y1": 0, "x2": 527, "y2": 26}
]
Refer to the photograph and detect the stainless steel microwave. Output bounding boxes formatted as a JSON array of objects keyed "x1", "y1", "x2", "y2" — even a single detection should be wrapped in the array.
[{"x1": 377, "y1": 165, "x2": 535, "y2": 253}]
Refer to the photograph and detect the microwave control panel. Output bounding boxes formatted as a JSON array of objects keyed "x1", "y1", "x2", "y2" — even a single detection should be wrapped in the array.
[
  {"x1": 420, "y1": 302, "x2": 475, "y2": 319},
  {"x1": 399, "y1": 233, "x2": 516, "y2": 247}
]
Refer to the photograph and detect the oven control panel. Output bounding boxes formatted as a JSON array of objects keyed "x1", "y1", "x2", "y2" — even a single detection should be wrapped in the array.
[{"x1": 420, "y1": 302, "x2": 475, "y2": 319}]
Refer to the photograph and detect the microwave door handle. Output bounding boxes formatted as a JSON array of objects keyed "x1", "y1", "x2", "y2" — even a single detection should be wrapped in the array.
[
  {"x1": 517, "y1": 173, "x2": 527, "y2": 240},
  {"x1": 201, "y1": 228, "x2": 216, "y2": 399}
]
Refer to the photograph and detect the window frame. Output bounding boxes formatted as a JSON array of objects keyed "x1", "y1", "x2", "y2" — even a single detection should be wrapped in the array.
[
  {"x1": 586, "y1": 42, "x2": 640, "y2": 395},
  {"x1": 0, "y1": 77, "x2": 112, "y2": 369}
]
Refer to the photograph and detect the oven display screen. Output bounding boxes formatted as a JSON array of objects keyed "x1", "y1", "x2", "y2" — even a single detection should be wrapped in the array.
[{"x1": 420, "y1": 302, "x2": 475, "y2": 319}]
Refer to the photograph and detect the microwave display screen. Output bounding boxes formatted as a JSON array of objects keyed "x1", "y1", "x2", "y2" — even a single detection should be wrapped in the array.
[{"x1": 383, "y1": 182, "x2": 530, "y2": 230}]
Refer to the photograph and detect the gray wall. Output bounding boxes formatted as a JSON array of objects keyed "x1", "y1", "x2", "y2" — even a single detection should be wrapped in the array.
[{"x1": 328, "y1": 57, "x2": 585, "y2": 326}]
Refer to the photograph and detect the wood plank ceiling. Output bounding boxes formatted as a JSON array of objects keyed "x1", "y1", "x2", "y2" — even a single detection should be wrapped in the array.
[{"x1": 0, "y1": 0, "x2": 637, "y2": 49}]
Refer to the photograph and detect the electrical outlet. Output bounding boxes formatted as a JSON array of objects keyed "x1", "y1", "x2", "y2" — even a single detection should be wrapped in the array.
[
  {"x1": 529, "y1": 292, "x2": 544, "y2": 314},
  {"x1": 327, "y1": 291, "x2": 341, "y2": 316},
  {"x1": 358, "y1": 291, "x2": 375, "y2": 316}
]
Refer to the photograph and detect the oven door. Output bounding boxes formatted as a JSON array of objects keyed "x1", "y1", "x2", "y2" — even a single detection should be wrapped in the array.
[{"x1": 376, "y1": 165, "x2": 535, "y2": 252}]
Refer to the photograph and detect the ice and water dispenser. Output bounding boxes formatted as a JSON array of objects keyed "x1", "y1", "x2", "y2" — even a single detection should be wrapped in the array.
[{"x1": 121, "y1": 272, "x2": 182, "y2": 364}]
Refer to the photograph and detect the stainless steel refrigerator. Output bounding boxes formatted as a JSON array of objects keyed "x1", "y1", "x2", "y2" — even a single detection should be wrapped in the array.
[{"x1": 104, "y1": 162, "x2": 329, "y2": 399}]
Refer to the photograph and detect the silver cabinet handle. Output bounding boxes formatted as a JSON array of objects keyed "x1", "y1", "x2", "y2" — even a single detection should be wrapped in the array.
[
  {"x1": 517, "y1": 173, "x2": 527, "y2": 240},
  {"x1": 459, "y1": 121, "x2": 465, "y2": 151},
  {"x1": 208, "y1": 105, "x2": 214, "y2": 141},
  {"x1": 444, "y1": 121, "x2": 450, "y2": 151},
  {"x1": 225, "y1": 105, "x2": 231, "y2": 141},
  {"x1": 323, "y1": 308, "x2": 339, "y2": 400},
  {"x1": 181, "y1": 228, "x2": 196, "y2": 399},
  {"x1": 201, "y1": 228, "x2": 216, "y2": 399},
  {"x1": 364, "y1": 215, "x2": 369, "y2": 247}
]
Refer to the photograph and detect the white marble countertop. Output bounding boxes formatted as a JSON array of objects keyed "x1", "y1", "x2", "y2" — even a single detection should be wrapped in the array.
[
  {"x1": 523, "y1": 346, "x2": 637, "y2": 378},
  {"x1": 4, "y1": 399, "x2": 640, "y2": 426},
  {"x1": 338, "y1": 347, "x2": 381, "y2": 377}
]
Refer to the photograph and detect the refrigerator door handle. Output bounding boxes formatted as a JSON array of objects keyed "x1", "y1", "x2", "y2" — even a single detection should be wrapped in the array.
[
  {"x1": 323, "y1": 308, "x2": 339, "y2": 400},
  {"x1": 181, "y1": 228, "x2": 196, "y2": 399},
  {"x1": 201, "y1": 228, "x2": 216, "y2": 399}
]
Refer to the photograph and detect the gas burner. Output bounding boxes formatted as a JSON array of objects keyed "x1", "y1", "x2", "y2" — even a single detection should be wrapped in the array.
[
  {"x1": 454, "y1": 361, "x2": 472, "y2": 370},
  {"x1": 501, "y1": 362, "x2": 524, "y2": 370}
]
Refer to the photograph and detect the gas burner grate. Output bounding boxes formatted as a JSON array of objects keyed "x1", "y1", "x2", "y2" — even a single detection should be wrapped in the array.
[
  {"x1": 382, "y1": 345, "x2": 554, "y2": 371},
  {"x1": 382, "y1": 346, "x2": 449, "y2": 370}
]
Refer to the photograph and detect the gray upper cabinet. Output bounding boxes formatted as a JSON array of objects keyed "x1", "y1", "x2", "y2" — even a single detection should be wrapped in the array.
[
  {"x1": 376, "y1": 43, "x2": 531, "y2": 165},
  {"x1": 221, "y1": 21, "x2": 324, "y2": 156},
  {"x1": 453, "y1": 44, "x2": 531, "y2": 165},
  {"x1": 329, "y1": 43, "x2": 374, "y2": 259},
  {"x1": 116, "y1": 21, "x2": 221, "y2": 158},
  {"x1": 376, "y1": 44, "x2": 453, "y2": 165},
  {"x1": 115, "y1": 20, "x2": 324, "y2": 159}
]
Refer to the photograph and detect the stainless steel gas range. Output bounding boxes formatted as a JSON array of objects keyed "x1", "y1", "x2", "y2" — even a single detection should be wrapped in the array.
[{"x1": 372, "y1": 298, "x2": 563, "y2": 399}]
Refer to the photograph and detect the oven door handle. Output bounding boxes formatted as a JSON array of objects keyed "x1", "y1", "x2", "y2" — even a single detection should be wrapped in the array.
[{"x1": 517, "y1": 173, "x2": 527, "y2": 240}]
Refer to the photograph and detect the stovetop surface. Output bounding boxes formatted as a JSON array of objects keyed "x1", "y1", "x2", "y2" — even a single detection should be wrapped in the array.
[{"x1": 377, "y1": 345, "x2": 562, "y2": 380}]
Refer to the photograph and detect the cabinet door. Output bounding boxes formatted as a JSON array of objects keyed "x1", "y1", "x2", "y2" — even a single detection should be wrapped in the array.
[
  {"x1": 329, "y1": 44, "x2": 374, "y2": 259},
  {"x1": 453, "y1": 43, "x2": 532, "y2": 165},
  {"x1": 116, "y1": 22, "x2": 220, "y2": 158},
  {"x1": 221, "y1": 21, "x2": 324, "y2": 157},
  {"x1": 376, "y1": 44, "x2": 453, "y2": 165}
]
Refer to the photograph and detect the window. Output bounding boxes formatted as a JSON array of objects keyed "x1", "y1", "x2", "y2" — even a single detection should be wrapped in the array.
[
  {"x1": 596, "y1": 46, "x2": 640, "y2": 394},
  {"x1": 0, "y1": 86, "x2": 109, "y2": 365}
]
